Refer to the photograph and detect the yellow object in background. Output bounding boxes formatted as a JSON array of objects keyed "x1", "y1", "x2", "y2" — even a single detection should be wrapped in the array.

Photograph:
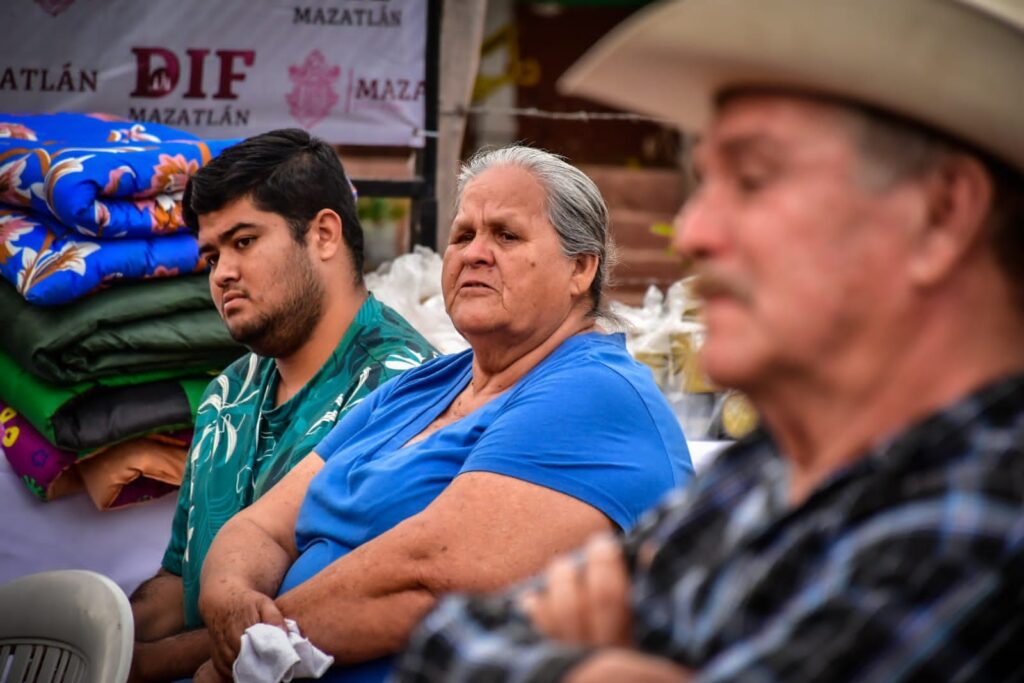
[
  {"x1": 634, "y1": 350, "x2": 670, "y2": 390},
  {"x1": 669, "y1": 331, "x2": 716, "y2": 393},
  {"x1": 721, "y1": 392, "x2": 759, "y2": 439}
]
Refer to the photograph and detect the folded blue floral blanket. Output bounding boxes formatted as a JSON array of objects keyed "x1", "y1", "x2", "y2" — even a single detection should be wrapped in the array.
[
  {"x1": 0, "y1": 113, "x2": 238, "y2": 238},
  {"x1": 0, "y1": 207, "x2": 203, "y2": 305}
]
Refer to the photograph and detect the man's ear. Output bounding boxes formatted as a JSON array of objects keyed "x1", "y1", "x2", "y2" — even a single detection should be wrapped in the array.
[
  {"x1": 308, "y1": 208, "x2": 343, "y2": 261},
  {"x1": 908, "y1": 154, "x2": 994, "y2": 287},
  {"x1": 569, "y1": 253, "x2": 600, "y2": 298}
]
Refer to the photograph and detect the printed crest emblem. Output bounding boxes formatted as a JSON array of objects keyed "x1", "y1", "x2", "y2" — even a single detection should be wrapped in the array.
[
  {"x1": 35, "y1": 0, "x2": 75, "y2": 16},
  {"x1": 286, "y1": 50, "x2": 341, "y2": 129}
]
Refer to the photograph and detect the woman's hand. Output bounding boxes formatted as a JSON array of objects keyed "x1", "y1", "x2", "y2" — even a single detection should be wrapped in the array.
[
  {"x1": 197, "y1": 456, "x2": 322, "y2": 676},
  {"x1": 200, "y1": 582, "x2": 286, "y2": 678}
]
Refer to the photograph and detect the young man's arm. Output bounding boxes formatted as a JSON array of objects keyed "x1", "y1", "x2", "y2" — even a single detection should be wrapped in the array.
[
  {"x1": 130, "y1": 630, "x2": 213, "y2": 683},
  {"x1": 131, "y1": 569, "x2": 185, "y2": 642},
  {"x1": 129, "y1": 569, "x2": 213, "y2": 682}
]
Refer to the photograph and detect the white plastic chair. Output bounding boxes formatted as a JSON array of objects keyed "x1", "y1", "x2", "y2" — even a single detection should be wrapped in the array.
[{"x1": 0, "y1": 570, "x2": 133, "y2": 683}]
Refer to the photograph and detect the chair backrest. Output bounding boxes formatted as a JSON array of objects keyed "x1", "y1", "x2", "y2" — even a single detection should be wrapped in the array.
[{"x1": 0, "y1": 570, "x2": 133, "y2": 683}]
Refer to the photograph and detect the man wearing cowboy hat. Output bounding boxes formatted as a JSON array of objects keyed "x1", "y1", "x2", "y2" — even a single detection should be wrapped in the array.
[{"x1": 393, "y1": 0, "x2": 1024, "y2": 681}]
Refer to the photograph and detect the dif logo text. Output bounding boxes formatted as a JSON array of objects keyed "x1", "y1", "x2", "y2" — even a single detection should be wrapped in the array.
[{"x1": 130, "y1": 47, "x2": 254, "y2": 99}]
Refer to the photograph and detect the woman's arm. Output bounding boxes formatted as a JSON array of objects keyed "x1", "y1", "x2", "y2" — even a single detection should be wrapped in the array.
[
  {"x1": 198, "y1": 452, "x2": 323, "y2": 676},
  {"x1": 275, "y1": 470, "x2": 615, "y2": 663}
]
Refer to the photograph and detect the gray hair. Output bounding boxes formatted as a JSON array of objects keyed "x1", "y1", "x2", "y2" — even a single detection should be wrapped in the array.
[
  {"x1": 455, "y1": 145, "x2": 616, "y2": 317},
  {"x1": 839, "y1": 105, "x2": 958, "y2": 191},
  {"x1": 839, "y1": 104, "x2": 1024, "y2": 308}
]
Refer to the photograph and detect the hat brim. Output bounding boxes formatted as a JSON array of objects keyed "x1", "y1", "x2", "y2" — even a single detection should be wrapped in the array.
[{"x1": 560, "y1": 0, "x2": 1024, "y2": 172}]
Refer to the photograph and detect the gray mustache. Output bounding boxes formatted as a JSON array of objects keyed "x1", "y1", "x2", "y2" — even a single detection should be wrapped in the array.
[{"x1": 691, "y1": 270, "x2": 753, "y2": 304}]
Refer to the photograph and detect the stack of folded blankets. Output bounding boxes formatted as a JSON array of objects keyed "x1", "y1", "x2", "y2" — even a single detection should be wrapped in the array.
[{"x1": 0, "y1": 113, "x2": 245, "y2": 509}]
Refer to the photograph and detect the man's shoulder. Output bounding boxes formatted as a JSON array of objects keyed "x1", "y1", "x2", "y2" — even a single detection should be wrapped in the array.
[
  {"x1": 194, "y1": 352, "x2": 270, "y2": 415},
  {"x1": 886, "y1": 373, "x2": 1024, "y2": 500},
  {"x1": 210, "y1": 351, "x2": 269, "y2": 380},
  {"x1": 352, "y1": 298, "x2": 439, "y2": 370},
  {"x1": 936, "y1": 418, "x2": 1024, "y2": 501}
]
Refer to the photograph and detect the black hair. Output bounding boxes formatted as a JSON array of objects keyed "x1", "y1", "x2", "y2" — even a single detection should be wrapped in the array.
[{"x1": 183, "y1": 128, "x2": 364, "y2": 281}]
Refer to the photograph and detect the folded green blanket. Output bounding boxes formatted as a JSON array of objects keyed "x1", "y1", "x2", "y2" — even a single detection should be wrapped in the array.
[
  {"x1": 0, "y1": 349, "x2": 212, "y2": 453},
  {"x1": 0, "y1": 274, "x2": 244, "y2": 384}
]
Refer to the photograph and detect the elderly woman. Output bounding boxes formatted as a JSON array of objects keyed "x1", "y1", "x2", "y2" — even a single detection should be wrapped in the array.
[{"x1": 194, "y1": 146, "x2": 693, "y2": 682}]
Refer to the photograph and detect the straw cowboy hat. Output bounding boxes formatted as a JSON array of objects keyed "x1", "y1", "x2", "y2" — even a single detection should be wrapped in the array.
[{"x1": 560, "y1": 0, "x2": 1024, "y2": 172}]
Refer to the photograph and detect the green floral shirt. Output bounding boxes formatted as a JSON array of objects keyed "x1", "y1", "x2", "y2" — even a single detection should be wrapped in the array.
[{"x1": 161, "y1": 294, "x2": 437, "y2": 628}]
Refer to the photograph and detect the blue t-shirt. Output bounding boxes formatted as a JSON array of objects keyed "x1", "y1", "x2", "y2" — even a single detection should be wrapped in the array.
[{"x1": 281, "y1": 332, "x2": 693, "y2": 682}]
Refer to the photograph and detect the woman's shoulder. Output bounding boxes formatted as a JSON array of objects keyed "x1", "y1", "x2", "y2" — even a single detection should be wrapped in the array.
[
  {"x1": 529, "y1": 332, "x2": 650, "y2": 388},
  {"x1": 509, "y1": 332, "x2": 680, "y2": 425}
]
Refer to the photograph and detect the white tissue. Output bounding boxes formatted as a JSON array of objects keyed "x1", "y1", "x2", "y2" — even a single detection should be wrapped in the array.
[{"x1": 233, "y1": 618, "x2": 334, "y2": 683}]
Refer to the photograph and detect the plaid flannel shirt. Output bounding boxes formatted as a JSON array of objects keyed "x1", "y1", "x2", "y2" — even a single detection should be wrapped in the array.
[{"x1": 396, "y1": 373, "x2": 1024, "y2": 682}]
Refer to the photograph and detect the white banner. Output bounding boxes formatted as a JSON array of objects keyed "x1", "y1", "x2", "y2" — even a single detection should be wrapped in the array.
[{"x1": 0, "y1": 0, "x2": 427, "y2": 146}]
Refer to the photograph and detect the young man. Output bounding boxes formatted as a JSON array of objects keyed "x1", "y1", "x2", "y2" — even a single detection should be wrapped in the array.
[
  {"x1": 396, "y1": 1, "x2": 1024, "y2": 681},
  {"x1": 129, "y1": 129, "x2": 436, "y2": 682}
]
